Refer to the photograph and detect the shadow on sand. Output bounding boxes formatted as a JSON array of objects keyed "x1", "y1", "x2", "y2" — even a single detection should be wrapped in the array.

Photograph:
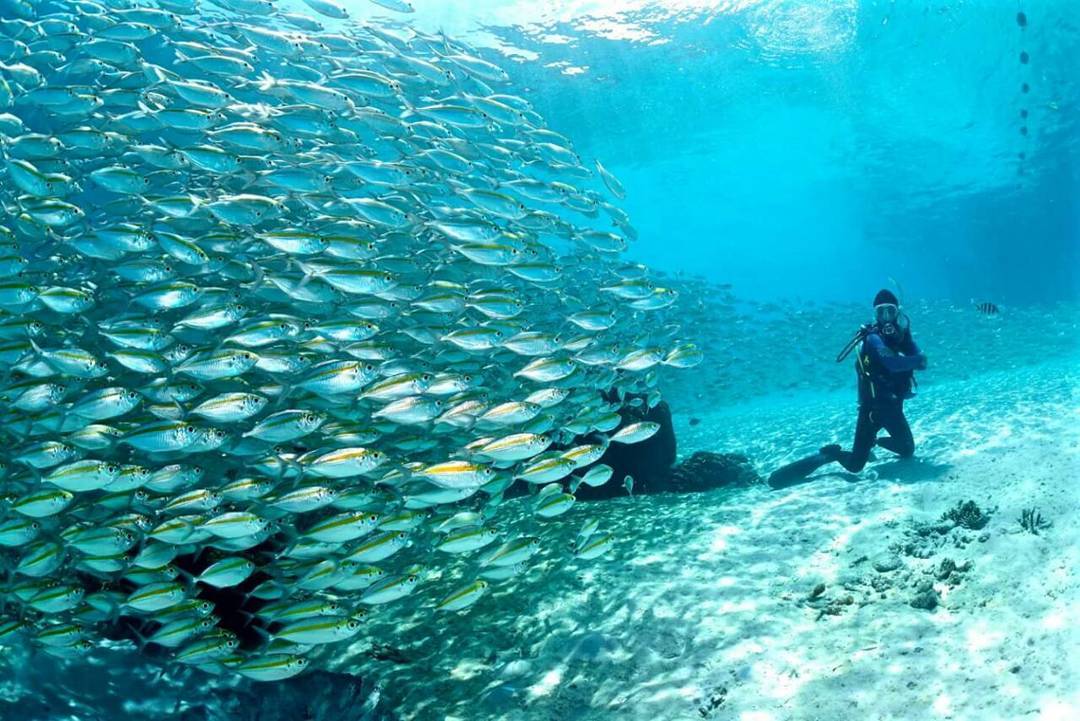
[
  {"x1": 871, "y1": 457, "x2": 953, "y2": 483},
  {"x1": 803, "y1": 458, "x2": 952, "y2": 486}
]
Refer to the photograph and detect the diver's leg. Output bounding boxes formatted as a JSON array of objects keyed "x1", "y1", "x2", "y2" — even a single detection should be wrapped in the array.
[
  {"x1": 833, "y1": 406, "x2": 879, "y2": 472},
  {"x1": 876, "y1": 403, "x2": 915, "y2": 457}
]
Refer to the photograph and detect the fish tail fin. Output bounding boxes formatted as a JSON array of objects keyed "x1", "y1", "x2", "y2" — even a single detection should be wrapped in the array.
[
  {"x1": 129, "y1": 623, "x2": 152, "y2": 652},
  {"x1": 233, "y1": 607, "x2": 261, "y2": 629},
  {"x1": 272, "y1": 382, "x2": 294, "y2": 408},
  {"x1": 174, "y1": 567, "x2": 197, "y2": 585},
  {"x1": 25, "y1": 335, "x2": 44, "y2": 359},
  {"x1": 286, "y1": 454, "x2": 307, "y2": 483},
  {"x1": 241, "y1": 257, "x2": 266, "y2": 297},
  {"x1": 256, "y1": 71, "x2": 276, "y2": 92},
  {"x1": 436, "y1": 30, "x2": 453, "y2": 56},
  {"x1": 249, "y1": 624, "x2": 272, "y2": 641},
  {"x1": 142, "y1": 63, "x2": 173, "y2": 86}
]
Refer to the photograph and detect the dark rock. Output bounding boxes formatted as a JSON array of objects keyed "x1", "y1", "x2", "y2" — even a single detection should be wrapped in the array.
[
  {"x1": 872, "y1": 554, "x2": 902, "y2": 573},
  {"x1": 666, "y1": 452, "x2": 760, "y2": 493},
  {"x1": 870, "y1": 575, "x2": 892, "y2": 592},
  {"x1": 936, "y1": 558, "x2": 957, "y2": 581},
  {"x1": 910, "y1": 590, "x2": 940, "y2": 611},
  {"x1": 808, "y1": 583, "x2": 826, "y2": 600}
]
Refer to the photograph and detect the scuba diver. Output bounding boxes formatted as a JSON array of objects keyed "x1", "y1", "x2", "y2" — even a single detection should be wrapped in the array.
[{"x1": 768, "y1": 289, "x2": 927, "y2": 488}]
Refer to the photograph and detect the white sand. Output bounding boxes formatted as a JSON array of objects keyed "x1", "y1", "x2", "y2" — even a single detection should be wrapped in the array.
[{"x1": 340, "y1": 358, "x2": 1079, "y2": 721}]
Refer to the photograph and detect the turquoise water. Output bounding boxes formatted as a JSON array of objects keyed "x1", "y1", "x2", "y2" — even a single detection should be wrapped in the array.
[
  {"x1": 0, "y1": 1, "x2": 1077, "y2": 721},
  {"x1": 357, "y1": 0, "x2": 1080, "y2": 303}
]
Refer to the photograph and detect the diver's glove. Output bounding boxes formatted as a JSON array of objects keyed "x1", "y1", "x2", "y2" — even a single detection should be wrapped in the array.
[{"x1": 916, "y1": 354, "x2": 928, "y2": 371}]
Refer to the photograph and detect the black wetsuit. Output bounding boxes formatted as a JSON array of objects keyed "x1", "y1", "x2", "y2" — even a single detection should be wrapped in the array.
[{"x1": 833, "y1": 326, "x2": 924, "y2": 472}]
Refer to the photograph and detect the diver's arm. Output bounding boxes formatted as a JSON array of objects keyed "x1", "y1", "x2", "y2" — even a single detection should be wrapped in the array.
[
  {"x1": 901, "y1": 334, "x2": 927, "y2": 369},
  {"x1": 865, "y1": 333, "x2": 924, "y2": 373}
]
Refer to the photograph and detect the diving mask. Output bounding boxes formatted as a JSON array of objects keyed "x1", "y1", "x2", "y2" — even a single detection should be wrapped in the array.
[
  {"x1": 874, "y1": 303, "x2": 900, "y2": 324},
  {"x1": 875, "y1": 303, "x2": 910, "y2": 337}
]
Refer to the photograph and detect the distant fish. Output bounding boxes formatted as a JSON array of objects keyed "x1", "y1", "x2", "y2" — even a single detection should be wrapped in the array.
[
  {"x1": 689, "y1": 417, "x2": 701, "y2": 427},
  {"x1": 974, "y1": 301, "x2": 999, "y2": 316},
  {"x1": 595, "y1": 159, "x2": 626, "y2": 199},
  {"x1": 370, "y1": 0, "x2": 414, "y2": 13}
]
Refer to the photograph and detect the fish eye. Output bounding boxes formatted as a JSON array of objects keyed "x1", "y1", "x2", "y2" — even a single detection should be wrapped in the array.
[{"x1": 184, "y1": 425, "x2": 195, "y2": 434}]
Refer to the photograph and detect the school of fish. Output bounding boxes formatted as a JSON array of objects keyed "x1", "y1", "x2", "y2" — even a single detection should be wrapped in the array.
[{"x1": 0, "y1": 0, "x2": 702, "y2": 681}]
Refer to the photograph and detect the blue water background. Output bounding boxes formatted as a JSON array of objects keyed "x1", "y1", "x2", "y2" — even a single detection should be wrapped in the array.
[{"x1": 346, "y1": 0, "x2": 1080, "y2": 305}]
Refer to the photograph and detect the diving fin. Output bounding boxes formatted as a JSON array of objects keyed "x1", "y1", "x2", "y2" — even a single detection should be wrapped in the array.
[{"x1": 767, "y1": 448, "x2": 837, "y2": 489}]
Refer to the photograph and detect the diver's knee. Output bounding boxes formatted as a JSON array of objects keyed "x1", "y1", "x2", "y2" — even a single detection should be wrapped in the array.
[{"x1": 843, "y1": 457, "x2": 868, "y2": 472}]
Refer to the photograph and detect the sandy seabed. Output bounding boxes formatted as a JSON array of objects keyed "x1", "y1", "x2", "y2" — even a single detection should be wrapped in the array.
[
  {"x1": 348, "y1": 358, "x2": 1078, "y2": 721},
  {"x1": 1, "y1": 361, "x2": 1075, "y2": 721}
]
